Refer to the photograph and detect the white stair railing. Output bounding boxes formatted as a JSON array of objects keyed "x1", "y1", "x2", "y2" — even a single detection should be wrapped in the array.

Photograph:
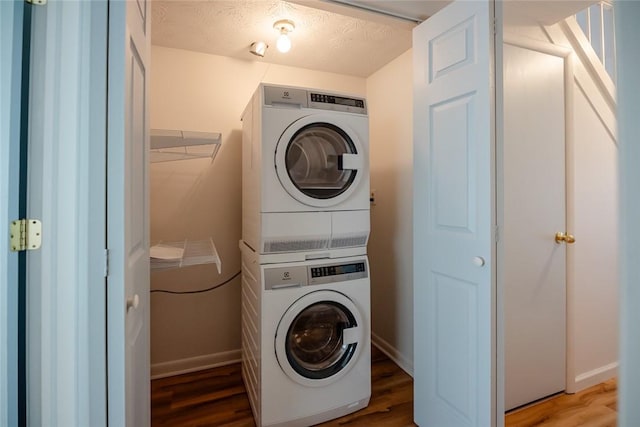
[{"x1": 575, "y1": 1, "x2": 616, "y2": 82}]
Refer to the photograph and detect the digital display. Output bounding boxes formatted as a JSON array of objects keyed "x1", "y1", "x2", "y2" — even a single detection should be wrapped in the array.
[
  {"x1": 334, "y1": 96, "x2": 358, "y2": 107},
  {"x1": 336, "y1": 264, "x2": 357, "y2": 274},
  {"x1": 311, "y1": 262, "x2": 366, "y2": 278},
  {"x1": 310, "y1": 93, "x2": 365, "y2": 109}
]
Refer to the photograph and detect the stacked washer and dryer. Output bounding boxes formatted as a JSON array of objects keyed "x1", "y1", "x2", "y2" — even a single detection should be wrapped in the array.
[{"x1": 240, "y1": 84, "x2": 371, "y2": 427}]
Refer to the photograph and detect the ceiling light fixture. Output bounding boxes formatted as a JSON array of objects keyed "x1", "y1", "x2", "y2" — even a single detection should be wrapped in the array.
[
  {"x1": 249, "y1": 41, "x2": 268, "y2": 57},
  {"x1": 273, "y1": 19, "x2": 295, "y2": 53}
]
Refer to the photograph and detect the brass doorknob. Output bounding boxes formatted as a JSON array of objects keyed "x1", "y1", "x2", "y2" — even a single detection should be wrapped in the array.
[{"x1": 555, "y1": 232, "x2": 576, "y2": 244}]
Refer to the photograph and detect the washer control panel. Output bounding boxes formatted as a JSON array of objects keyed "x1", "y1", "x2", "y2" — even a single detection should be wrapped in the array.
[
  {"x1": 308, "y1": 261, "x2": 367, "y2": 285},
  {"x1": 264, "y1": 260, "x2": 368, "y2": 290}
]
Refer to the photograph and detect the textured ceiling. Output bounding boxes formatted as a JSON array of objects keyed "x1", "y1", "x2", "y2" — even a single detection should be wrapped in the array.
[
  {"x1": 151, "y1": 0, "x2": 416, "y2": 77},
  {"x1": 151, "y1": 0, "x2": 594, "y2": 77}
]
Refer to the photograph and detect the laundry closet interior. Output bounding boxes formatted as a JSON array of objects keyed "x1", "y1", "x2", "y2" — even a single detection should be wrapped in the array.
[
  {"x1": 147, "y1": 0, "x2": 619, "y2": 424},
  {"x1": 148, "y1": 0, "x2": 415, "y2": 388}
]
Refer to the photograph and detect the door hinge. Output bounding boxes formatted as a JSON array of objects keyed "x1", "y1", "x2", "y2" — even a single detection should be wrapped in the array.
[
  {"x1": 25, "y1": 0, "x2": 47, "y2": 4},
  {"x1": 104, "y1": 249, "x2": 110, "y2": 277},
  {"x1": 10, "y1": 219, "x2": 42, "y2": 252},
  {"x1": 494, "y1": 225, "x2": 500, "y2": 243}
]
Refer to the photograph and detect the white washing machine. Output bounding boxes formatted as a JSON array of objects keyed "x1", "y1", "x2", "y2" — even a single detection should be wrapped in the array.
[
  {"x1": 241, "y1": 84, "x2": 370, "y2": 259},
  {"x1": 240, "y1": 242, "x2": 371, "y2": 427}
]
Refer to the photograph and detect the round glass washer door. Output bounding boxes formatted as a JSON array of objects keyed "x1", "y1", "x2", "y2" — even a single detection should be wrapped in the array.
[
  {"x1": 275, "y1": 290, "x2": 364, "y2": 387},
  {"x1": 275, "y1": 114, "x2": 366, "y2": 208}
]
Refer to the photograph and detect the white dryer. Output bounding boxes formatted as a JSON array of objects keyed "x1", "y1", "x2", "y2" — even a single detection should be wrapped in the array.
[
  {"x1": 241, "y1": 84, "x2": 370, "y2": 258},
  {"x1": 240, "y1": 243, "x2": 371, "y2": 427}
]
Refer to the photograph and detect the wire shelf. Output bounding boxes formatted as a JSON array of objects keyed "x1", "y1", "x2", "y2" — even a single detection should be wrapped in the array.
[
  {"x1": 150, "y1": 129, "x2": 221, "y2": 163},
  {"x1": 150, "y1": 238, "x2": 221, "y2": 273}
]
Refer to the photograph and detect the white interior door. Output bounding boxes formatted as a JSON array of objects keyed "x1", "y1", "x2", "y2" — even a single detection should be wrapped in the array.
[
  {"x1": 107, "y1": 0, "x2": 150, "y2": 426},
  {"x1": 503, "y1": 42, "x2": 567, "y2": 411},
  {"x1": 413, "y1": 1, "x2": 498, "y2": 426}
]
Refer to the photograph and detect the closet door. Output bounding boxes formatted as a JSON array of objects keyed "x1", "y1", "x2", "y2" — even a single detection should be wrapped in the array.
[
  {"x1": 107, "y1": 0, "x2": 151, "y2": 425},
  {"x1": 413, "y1": 1, "x2": 500, "y2": 426}
]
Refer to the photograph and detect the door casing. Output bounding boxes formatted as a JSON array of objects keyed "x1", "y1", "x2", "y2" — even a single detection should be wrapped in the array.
[
  {"x1": 23, "y1": 1, "x2": 108, "y2": 425},
  {"x1": 1, "y1": 2, "x2": 26, "y2": 425}
]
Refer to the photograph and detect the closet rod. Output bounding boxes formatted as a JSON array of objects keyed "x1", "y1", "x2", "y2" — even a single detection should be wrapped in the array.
[{"x1": 324, "y1": 0, "x2": 424, "y2": 24}]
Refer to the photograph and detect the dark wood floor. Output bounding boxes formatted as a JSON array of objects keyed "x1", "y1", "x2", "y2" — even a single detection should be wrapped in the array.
[
  {"x1": 152, "y1": 347, "x2": 618, "y2": 427},
  {"x1": 152, "y1": 346, "x2": 416, "y2": 426}
]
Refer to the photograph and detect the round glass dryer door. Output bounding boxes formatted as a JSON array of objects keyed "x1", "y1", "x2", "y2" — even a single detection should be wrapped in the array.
[
  {"x1": 275, "y1": 290, "x2": 364, "y2": 387},
  {"x1": 275, "y1": 114, "x2": 365, "y2": 208}
]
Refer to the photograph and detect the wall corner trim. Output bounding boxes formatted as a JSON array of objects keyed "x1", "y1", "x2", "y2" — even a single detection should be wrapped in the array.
[
  {"x1": 371, "y1": 332, "x2": 413, "y2": 377},
  {"x1": 566, "y1": 361, "x2": 618, "y2": 394}
]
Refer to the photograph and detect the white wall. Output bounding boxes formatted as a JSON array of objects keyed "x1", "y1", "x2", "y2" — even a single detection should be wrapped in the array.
[
  {"x1": 149, "y1": 46, "x2": 366, "y2": 376},
  {"x1": 571, "y1": 84, "x2": 618, "y2": 388},
  {"x1": 365, "y1": 49, "x2": 414, "y2": 374}
]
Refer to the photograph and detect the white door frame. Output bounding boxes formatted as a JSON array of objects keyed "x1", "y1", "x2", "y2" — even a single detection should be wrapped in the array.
[
  {"x1": 23, "y1": 1, "x2": 108, "y2": 426},
  {"x1": 496, "y1": 36, "x2": 576, "y2": 406},
  {"x1": 1, "y1": 2, "x2": 25, "y2": 425},
  {"x1": 615, "y1": 2, "x2": 640, "y2": 425}
]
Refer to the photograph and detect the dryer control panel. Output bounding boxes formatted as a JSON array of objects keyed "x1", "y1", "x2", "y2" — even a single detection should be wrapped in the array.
[
  {"x1": 308, "y1": 92, "x2": 366, "y2": 114},
  {"x1": 262, "y1": 84, "x2": 367, "y2": 115}
]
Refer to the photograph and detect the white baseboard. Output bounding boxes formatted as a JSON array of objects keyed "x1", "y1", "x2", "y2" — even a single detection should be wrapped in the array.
[
  {"x1": 371, "y1": 332, "x2": 413, "y2": 377},
  {"x1": 151, "y1": 349, "x2": 242, "y2": 380},
  {"x1": 568, "y1": 362, "x2": 618, "y2": 393},
  {"x1": 151, "y1": 337, "x2": 414, "y2": 381}
]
